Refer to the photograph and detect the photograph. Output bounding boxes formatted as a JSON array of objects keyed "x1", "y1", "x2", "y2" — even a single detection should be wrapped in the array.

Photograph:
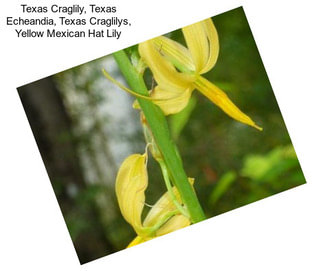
[{"x1": 17, "y1": 7, "x2": 305, "y2": 264}]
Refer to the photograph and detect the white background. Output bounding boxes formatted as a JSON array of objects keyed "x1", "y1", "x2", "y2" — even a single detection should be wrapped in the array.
[{"x1": 1, "y1": 0, "x2": 322, "y2": 270}]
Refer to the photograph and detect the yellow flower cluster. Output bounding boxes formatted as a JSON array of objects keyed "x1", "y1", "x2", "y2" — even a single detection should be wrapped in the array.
[
  {"x1": 115, "y1": 153, "x2": 191, "y2": 247},
  {"x1": 139, "y1": 18, "x2": 262, "y2": 130}
]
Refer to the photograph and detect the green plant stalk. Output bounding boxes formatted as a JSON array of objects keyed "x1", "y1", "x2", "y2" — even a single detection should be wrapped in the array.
[
  {"x1": 113, "y1": 50, "x2": 206, "y2": 223},
  {"x1": 158, "y1": 159, "x2": 189, "y2": 218}
]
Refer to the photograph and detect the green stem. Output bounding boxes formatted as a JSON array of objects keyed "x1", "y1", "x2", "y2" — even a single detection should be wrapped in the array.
[
  {"x1": 112, "y1": 50, "x2": 206, "y2": 223},
  {"x1": 137, "y1": 209, "x2": 179, "y2": 237},
  {"x1": 148, "y1": 210, "x2": 179, "y2": 235},
  {"x1": 158, "y1": 160, "x2": 189, "y2": 218}
]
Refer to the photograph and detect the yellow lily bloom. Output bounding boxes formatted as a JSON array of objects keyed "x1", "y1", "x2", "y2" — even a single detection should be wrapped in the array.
[
  {"x1": 115, "y1": 153, "x2": 191, "y2": 248},
  {"x1": 138, "y1": 18, "x2": 262, "y2": 130},
  {"x1": 115, "y1": 153, "x2": 148, "y2": 235}
]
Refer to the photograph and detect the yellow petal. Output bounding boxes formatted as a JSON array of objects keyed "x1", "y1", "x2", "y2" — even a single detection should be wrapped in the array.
[
  {"x1": 143, "y1": 186, "x2": 182, "y2": 228},
  {"x1": 195, "y1": 76, "x2": 262, "y2": 130},
  {"x1": 182, "y1": 18, "x2": 219, "y2": 74},
  {"x1": 103, "y1": 69, "x2": 154, "y2": 101},
  {"x1": 156, "y1": 214, "x2": 191, "y2": 236},
  {"x1": 150, "y1": 85, "x2": 193, "y2": 115},
  {"x1": 139, "y1": 40, "x2": 194, "y2": 91},
  {"x1": 182, "y1": 19, "x2": 210, "y2": 73},
  {"x1": 143, "y1": 177, "x2": 195, "y2": 227},
  {"x1": 127, "y1": 236, "x2": 152, "y2": 248},
  {"x1": 128, "y1": 215, "x2": 190, "y2": 247},
  {"x1": 152, "y1": 36, "x2": 195, "y2": 72},
  {"x1": 199, "y1": 18, "x2": 219, "y2": 74},
  {"x1": 115, "y1": 153, "x2": 148, "y2": 234}
]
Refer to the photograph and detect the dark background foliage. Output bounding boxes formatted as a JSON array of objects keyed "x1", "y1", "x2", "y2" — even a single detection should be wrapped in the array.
[{"x1": 18, "y1": 7, "x2": 305, "y2": 264}]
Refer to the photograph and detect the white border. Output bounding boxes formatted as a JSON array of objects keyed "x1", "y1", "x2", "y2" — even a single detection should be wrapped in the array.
[{"x1": 1, "y1": 0, "x2": 322, "y2": 270}]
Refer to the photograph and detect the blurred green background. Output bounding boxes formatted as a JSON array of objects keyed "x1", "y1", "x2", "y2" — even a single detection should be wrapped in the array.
[{"x1": 18, "y1": 7, "x2": 305, "y2": 264}]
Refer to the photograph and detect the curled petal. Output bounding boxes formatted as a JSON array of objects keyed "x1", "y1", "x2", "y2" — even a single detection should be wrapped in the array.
[
  {"x1": 199, "y1": 18, "x2": 219, "y2": 74},
  {"x1": 143, "y1": 178, "x2": 194, "y2": 228},
  {"x1": 129, "y1": 178, "x2": 194, "y2": 247},
  {"x1": 182, "y1": 18, "x2": 219, "y2": 74},
  {"x1": 115, "y1": 153, "x2": 148, "y2": 234},
  {"x1": 139, "y1": 40, "x2": 194, "y2": 91},
  {"x1": 152, "y1": 36, "x2": 195, "y2": 72},
  {"x1": 143, "y1": 186, "x2": 182, "y2": 228},
  {"x1": 195, "y1": 76, "x2": 262, "y2": 130},
  {"x1": 156, "y1": 215, "x2": 191, "y2": 236},
  {"x1": 182, "y1": 20, "x2": 208, "y2": 73},
  {"x1": 150, "y1": 86, "x2": 193, "y2": 115}
]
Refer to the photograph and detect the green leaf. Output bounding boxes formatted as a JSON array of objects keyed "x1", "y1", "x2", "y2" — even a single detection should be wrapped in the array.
[
  {"x1": 208, "y1": 171, "x2": 237, "y2": 207},
  {"x1": 241, "y1": 145, "x2": 299, "y2": 183}
]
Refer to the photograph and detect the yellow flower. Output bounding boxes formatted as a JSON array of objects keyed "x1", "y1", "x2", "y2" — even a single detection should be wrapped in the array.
[
  {"x1": 138, "y1": 18, "x2": 262, "y2": 130},
  {"x1": 115, "y1": 153, "x2": 191, "y2": 248}
]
